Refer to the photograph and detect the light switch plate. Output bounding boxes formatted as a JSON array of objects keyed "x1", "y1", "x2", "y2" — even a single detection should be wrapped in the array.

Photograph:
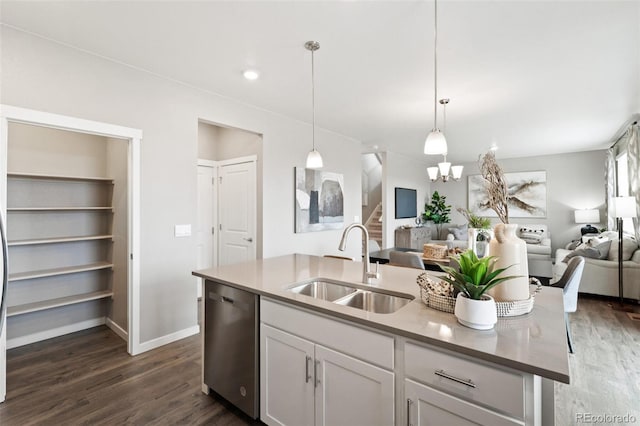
[{"x1": 175, "y1": 224, "x2": 192, "y2": 237}]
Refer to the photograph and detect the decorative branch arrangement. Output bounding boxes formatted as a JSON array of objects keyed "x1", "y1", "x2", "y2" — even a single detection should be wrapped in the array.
[{"x1": 479, "y1": 151, "x2": 509, "y2": 224}]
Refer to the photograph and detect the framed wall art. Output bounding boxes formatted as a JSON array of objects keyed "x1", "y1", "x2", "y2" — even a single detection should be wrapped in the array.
[
  {"x1": 295, "y1": 167, "x2": 344, "y2": 233},
  {"x1": 468, "y1": 171, "x2": 547, "y2": 218}
]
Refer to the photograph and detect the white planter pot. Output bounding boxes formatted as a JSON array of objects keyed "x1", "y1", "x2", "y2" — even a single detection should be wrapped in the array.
[{"x1": 454, "y1": 293, "x2": 497, "y2": 330}]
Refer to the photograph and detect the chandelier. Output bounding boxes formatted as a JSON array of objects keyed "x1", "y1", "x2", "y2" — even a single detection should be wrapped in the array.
[{"x1": 427, "y1": 99, "x2": 463, "y2": 182}]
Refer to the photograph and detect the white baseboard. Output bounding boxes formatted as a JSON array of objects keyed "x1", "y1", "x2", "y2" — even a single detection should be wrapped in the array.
[
  {"x1": 105, "y1": 318, "x2": 128, "y2": 342},
  {"x1": 6, "y1": 317, "x2": 106, "y2": 350},
  {"x1": 133, "y1": 324, "x2": 200, "y2": 355}
]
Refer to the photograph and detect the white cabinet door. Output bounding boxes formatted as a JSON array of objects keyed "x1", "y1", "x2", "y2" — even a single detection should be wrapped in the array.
[
  {"x1": 405, "y1": 379, "x2": 522, "y2": 426},
  {"x1": 315, "y1": 345, "x2": 394, "y2": 426},
  {"x1": 261, "y1": 324, "x2": 315, "y2": 426}
]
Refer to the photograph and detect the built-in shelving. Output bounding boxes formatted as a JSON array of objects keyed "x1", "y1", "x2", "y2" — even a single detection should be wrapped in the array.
[
  {"x1": 7, "y1": 172, "x2": 114, "y2": 183},
  {"x1": 6, "y1": 290, "x2": 114, "y2": 317},
  {"x1": 7, "y1": 207, "x2": 113, "y2": 212},
  {"x1": 8, "y1": 261, "x2": 114, "y2": 282},
  {"x1": 8, "y1": 235, "x2": 114, "y2": 247}
]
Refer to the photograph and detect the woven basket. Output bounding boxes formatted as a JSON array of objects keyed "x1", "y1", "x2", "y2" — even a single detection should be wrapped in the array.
[
  {"x1": 417, "y1": 274, "x2": 542, "y2": 317},
  {"x1": 423, "y1": 243, "x2": 448, "y2": 259}
]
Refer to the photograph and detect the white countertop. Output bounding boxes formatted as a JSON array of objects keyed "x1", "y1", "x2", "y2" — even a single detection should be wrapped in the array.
[{"x1": 193, "y1": 254, "x2": 570, "y2": 383}]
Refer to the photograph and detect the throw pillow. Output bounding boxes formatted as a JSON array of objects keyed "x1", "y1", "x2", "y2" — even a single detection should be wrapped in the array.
[
  {"x1": 447, "y1": 224, "x2": 468, "y2": 241},
  {"x1": 607, "y1": 237, "x2": 640, "y2": 261},
  {"x1": 519, "y1": 227, "x2": 544, "y2": 244},
  {"x1": 520, "y1": 231, "x2": 542, "y2": 244},
  {"x1": 566, "y1": 240, "x2": 581, "y2": 250},
  {"x1": 585, "y1": 236, "x2": 607, "y2": 247},
  {"x1": 563, "y1": 240, "x2": 612, "y2": 263}
]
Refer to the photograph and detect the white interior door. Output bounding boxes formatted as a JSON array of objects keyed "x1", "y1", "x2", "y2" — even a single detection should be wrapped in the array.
[
  {"x1": 219, "y1": 160, "x2": 256, "y2": 266},
  {"x1": 196, "y1": 164, "x2": 216, "y2": 298}
]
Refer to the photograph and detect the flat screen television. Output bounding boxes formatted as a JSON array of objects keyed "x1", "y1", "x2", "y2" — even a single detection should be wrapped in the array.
[{"x1": 395, "y1": 187, "x2": 417, "y2": 219}]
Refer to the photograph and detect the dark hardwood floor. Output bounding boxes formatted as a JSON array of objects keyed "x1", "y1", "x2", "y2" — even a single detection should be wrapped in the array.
[
  {"x1": 0, "y1": 295, "x2": 638, "y2": 425},
  {"x1": 0, "y1": 327, "x2": 254, "y2": 425}
]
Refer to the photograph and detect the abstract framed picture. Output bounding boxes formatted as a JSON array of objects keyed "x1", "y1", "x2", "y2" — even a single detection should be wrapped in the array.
[
  {"x1": 468, "y1": 171, "x2": 547, "y2": 218},
  {"x1": 295, "y1": 167, "x2": 344, "y2": 233}
]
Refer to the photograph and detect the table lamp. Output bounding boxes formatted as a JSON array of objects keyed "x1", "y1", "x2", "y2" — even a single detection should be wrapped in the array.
[
  {"x1": 613, "y1": 197, "x2": 637, "y2": 306},
  {"x1": 574, "y1": 209, "x2": 600, "y2": 235}
]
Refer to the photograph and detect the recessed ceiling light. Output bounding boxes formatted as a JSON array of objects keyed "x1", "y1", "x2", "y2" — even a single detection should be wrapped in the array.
[{"x1": 243, "y1": 70, "x2": 260, "y2": 80}]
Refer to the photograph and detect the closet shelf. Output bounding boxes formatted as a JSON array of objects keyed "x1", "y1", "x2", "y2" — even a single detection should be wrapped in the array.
[
  {"x1": 7, "y1": 172, "x2": 114, "y2": 183},
  {"x1": 6, "y1": 290, "x2": 114, "y2": 317},
  {"x1": 8, "y1": 235, "x2": 114, "y2": 246},
  {"x1": 7, "y1": 207, "x2": 113, "y2": 212},
  {"x1": 8, "y1": 261, "x2": 114, "y2": 282}
]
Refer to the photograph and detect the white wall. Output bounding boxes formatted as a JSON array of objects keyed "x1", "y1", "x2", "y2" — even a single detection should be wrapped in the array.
[
  {"x1": 1, "y1": 27, "x2": 362, "y2": 344},
  {"x1": 382, "y1": 151, "x2": 429, "y2": 248},
  {"x1": 430, "y1": 150, "x2": 608, "y2": 253}
]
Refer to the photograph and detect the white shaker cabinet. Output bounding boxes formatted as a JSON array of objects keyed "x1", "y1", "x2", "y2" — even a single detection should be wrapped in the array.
[
  {"x1": 260, "y1": 299, "x2": 395, "y2": 426},
  {"x1": 405, "y1": 379, "x2": 522, "y2": 426},
  {"x1": 315, "y1": 344, "x2": 394, "y2": 426},
  {"x1": 261, "y1": 324, "x2": 314, "y2": 426}
]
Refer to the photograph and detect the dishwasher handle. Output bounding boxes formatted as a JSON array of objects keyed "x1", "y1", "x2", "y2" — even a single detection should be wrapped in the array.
[{"x1": 208, "y1": 291, "x2": 253, "y2": 312}]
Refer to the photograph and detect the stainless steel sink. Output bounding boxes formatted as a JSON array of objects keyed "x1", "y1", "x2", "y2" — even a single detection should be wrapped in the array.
[
  {"x1": 287, "y1": 279, "x2": 414, "y2": 314},
  {"x1": 334, "y1": 290, "x2": 413, "y2": 314},
  {"x1": 288, "y1": 280, "x2": 358, "y2": 301}
]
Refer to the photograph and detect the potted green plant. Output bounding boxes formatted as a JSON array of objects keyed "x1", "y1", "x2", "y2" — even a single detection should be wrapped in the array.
[
  {"x1": 439, "y1": 249, "x2": 519, "y2": 330},
  {"x1": 423, "y1": 191, "x2": 451, "y2": 239}
]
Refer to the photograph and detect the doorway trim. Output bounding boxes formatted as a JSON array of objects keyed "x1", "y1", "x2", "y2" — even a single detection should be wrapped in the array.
[{"x1": 0, "y1": 105, "x2": 142, "y2": 394}]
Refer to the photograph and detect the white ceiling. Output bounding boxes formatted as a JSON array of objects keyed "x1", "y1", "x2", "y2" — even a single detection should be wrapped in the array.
[{"x1": 1, "y1": 1, "x2": 639, "y2": 163}]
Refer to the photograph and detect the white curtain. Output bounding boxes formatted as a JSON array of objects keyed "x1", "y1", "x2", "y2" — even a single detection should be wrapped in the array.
[
  {"x1": 627, "y1": 124, "x2": 639, "y2": 240},
  {"x1": 605, "y1": 147, "x2": 616, "y2": 231}
]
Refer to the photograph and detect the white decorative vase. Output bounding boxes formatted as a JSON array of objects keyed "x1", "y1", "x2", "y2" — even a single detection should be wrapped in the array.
[
  {"x1": 467, "y1": 228, "x2": 492, "y2": 258},
  {"x1": 454, "y1": 293, "x2": 497, "y2": 330},
  {"x1": 488, "y1": 223, "x2": 530, "y2": 302}
]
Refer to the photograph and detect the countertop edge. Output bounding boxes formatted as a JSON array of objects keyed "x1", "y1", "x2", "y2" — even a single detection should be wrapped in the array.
[{"x1": 193, "y1": 269, "x2": 571, "y2": 384}]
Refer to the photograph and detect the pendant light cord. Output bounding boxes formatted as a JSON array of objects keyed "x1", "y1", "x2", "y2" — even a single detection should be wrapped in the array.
[
  {"x1": 433, "y1": 0, "x2": 439, "y2": 130},
  {"x1": 311, "y1": 48, "x2": 316, "y2": 151}
]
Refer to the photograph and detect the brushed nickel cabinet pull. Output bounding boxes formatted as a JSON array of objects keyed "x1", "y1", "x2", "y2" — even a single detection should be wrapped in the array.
[
  {"x1": 435, "y1": 369, "x2": 477, "y2": 388},
  {"x1": 305, "y1": 356, "x2": 312, "y2": 383},
  {"x1": 406, "y1": 398, "x2": 413, "y2": 426},
  {"x1": 314, "y1": 360, "x2": 321, "y2": 387}
]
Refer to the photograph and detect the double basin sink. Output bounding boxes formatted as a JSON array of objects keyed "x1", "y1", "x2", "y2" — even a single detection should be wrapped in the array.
[{"x1": 287, "y1": 279, "x2": 414, "y2": 314}]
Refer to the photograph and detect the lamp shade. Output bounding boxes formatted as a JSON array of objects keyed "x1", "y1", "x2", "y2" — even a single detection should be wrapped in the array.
[
  {"x1": 438, "y1": 161, "x2": 451, "y2": 177},
  {"x1": 450, "y1": 165, "x2": 464, "y2": 180},
  {"x1": 574, "y1": 209, "x2": 600, "y2": 224},
  {"x1": 306, "y1": 149, "x2": 323, "y2": 169},
  {"x1": 427, "y1": 167, "x2": 439, "y2": 181},
  {"x1": 613, "y1": 197, "x2": 637, "y2": 218},
  {"x1": 424, "y1": 129, "x2": 447, "y2": 155}
]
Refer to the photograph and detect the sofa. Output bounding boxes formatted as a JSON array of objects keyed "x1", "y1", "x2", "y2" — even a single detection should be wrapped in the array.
[{"x1": 553, "y1": 231, "x2": 640, "y2": 300}]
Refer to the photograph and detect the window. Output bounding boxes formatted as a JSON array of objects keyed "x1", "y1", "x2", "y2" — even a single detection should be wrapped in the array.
[{"x1": 616, "y1": 152, "x2": 633, "y2": 234}]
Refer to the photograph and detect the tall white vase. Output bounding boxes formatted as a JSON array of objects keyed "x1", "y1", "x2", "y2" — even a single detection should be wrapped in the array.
[{"x1": 488, "y1": 223, "x2": 530, "y2": 301}]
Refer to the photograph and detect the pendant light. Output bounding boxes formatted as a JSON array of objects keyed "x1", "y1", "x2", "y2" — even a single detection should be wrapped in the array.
[
  {"x1": 305, "y1": 41, "x2": 323, "y2": 169},
  {"x1": 427, "y1": 99, "x2": 463, "y2": 182},
  {"x1": 424, "y1": 0, "x2": 448, "y2": 155}
]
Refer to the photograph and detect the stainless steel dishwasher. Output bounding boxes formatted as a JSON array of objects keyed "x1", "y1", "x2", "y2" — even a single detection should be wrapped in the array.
[{"x1": 204, "y1": 280, "x2": 259, "y2": 419}]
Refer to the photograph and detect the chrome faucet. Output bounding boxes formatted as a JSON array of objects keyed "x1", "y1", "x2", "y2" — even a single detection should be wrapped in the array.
[{"x1": 338, "y1": 223, "x2": 380, "y2": 284}]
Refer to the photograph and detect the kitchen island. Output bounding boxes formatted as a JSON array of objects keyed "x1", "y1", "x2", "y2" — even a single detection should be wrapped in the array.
[{"x1": 194, "y1": 254, "x2": 569, "y2": 426}]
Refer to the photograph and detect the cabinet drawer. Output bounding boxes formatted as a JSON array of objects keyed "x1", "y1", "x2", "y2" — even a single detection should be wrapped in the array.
[
  {"x1": 405, "y1": 341, "x2": 525, "y2": 419},
  {"x1": 261, "y1": 298, "x2": 394, "y2": 370}
]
